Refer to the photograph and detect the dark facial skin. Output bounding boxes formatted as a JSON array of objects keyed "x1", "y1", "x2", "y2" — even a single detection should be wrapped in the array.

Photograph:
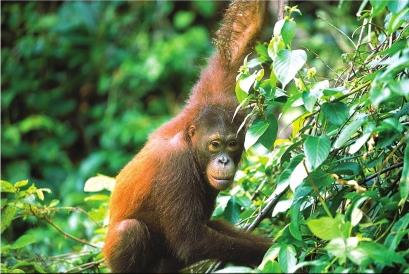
[{"x1": 189, "y1": 117, "x2": 244, "y2": 190}]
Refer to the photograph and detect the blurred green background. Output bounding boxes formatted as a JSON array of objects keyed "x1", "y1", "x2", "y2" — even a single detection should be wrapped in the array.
[
  {"x1": 2, "y1": 1, "x2": 226, "y2": 201},
  {"x1": 1, "y1": 0, "x2": 362, "y2": 260}
]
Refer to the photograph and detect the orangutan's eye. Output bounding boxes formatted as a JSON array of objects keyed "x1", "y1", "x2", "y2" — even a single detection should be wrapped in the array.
[{"x1": 209, "y1": 140, "x2": 221, "y2": 152}]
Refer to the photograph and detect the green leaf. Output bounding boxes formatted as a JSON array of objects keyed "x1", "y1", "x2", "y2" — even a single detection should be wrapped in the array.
[
  {"x1": 377, "y1": 117, "x2": 404, "y2": 133},
  {"x1": 273, "y1": 49, "x2": 307, "y2": 89},
  {"x1": 389, "y1": 78, "x2": 409, "y2": 98},
  {"x1": 359, "y1": 242, "x2": 405, "y2": 266},
  {"x1": 304, "y1": 135, "x2": 331, "y2": 170},
  {"x1": 325, "y1": 237, "x2": 360, "y2": 264},
  {"x1": 386, "y1": 7, "x2": 409, "y2": 34},
  {"x1": 333, "y1": 115, "x2": 367, "y2": 149},
  {"x1": 330, "y1": 161, "x2": 361, "y2": 176},
  {"x1": 1, "y1": 180, "x2": 16, "y2": 193},
  {"x1": 272, "y1": 199, "x2": 293, "y2": 217},
  {"x1": 14, "y1": 179, "x2": 29, "y2": 188},
  {"x1": 223, "y1": 196, "x2": 241, "y2": 224},
  {"x1": 260, "y1": 244, "x2": 280, "y2": 269},
  {"x1": 235, "y1": 82, "x2": 248, "y2": 103},
  {"x1": 302, "y1": 91, "x2": 317, "y2": 112},
  {"x1": 348, "y1": 122, "x2": 376, "y2": 154},
  {"x1": 268, "y1": 36, "x2": 285, "y2": 60},
  {"x1": 350, "y1": 207, "x2": 363, "y2": 226},
  {"x1": 400, "y1": 144, "x2": 409, "y2": 205},
  {"x1": 239, "y1": 72, "x2": 257, "y2": 93},
  {"x1": 84, "y1": 174, "x2": 116, "y2": 192},
  {"x1": 384, "y1": 213, "x2": 409, "y2": 251},
  {"x1": 173, "y1": 11, "x2": 195, "y2": 30},
  {"x1": 321, "y1": 102, "x2": 349, "y2": 126},
  {"x1": 281, "y1": 20, "x2": 297, "y2": 46},
  {"x1": 307, "y1": 215, "x2": 345, "y2": 240},
  {"x1": 370, "y1": 0, "x2": 388, "y2": 16},
  {"x1": 215, "y1": 266, "x2": 253, "y2": 273},
  {"x1": 289, "y1": 202, "x2": 302, "y2": 240},
  {"x1": 244, "y1": 118, "x2": 269, "y2": 150},
  {"x1": 278, "y1": 245, "x2": 297, "y2": 273},
  {"x1": 308, "y1": 170, "x2": 334, "y2": 189},
  {"x1": 261, "y1": 260, "x2": 282, "y2": 273},
  {"x1": 1, "y1": 206, "x2": 17, "y2": 233},
  {"x1": 10, "y1": 234, "x2": 37, "y2": 249},
  {"x1": 369, "y1": 83, "x2": 391, "y2": 107},
  {"x1": 258, "y1": 115, "x2": 278, "y2": 150},
  {"x1": 289, "y1": 161, "x2": 308, "y2": 191},
  {"x1": 387, "y1": 0, "x2": 409, "y2": 13}
]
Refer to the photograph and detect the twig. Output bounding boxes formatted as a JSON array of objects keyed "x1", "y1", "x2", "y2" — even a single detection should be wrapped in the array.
[
  {"x1": 65, "y1": 258, "x2": 104, "y2": 273},
  {"x1": 246, "y1": 185, "x2": 288, "y2": 231},
  {"x1": 43, "y1": 215, "x2": 99, "y2": 248},
  {"x1": 303, "y1": 161, "x2": 333, "y2": 218},
  {"x1": 278, "y1": 0, "x2": 286, "y2": 20},
  {"x1": 29, "y1": 205, "x2": 98, "y2": 249},
  {"x1": 363, "y1": 162, "x2": 403, "y2": 184},
  {"x1": 53, "y1": 206, "x2": 101, "y2": 227}
]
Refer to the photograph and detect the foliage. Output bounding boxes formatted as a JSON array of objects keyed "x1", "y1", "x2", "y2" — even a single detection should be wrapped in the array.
[
  {"x1": 1, "y1": 1, "x2": 408, "y2": 273},
  {"x1": 226, "y1": 1, "x2": 409, "y2": 272}
]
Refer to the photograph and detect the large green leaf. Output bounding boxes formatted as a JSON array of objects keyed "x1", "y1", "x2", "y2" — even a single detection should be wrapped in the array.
[
  {"x1": 273, "y1": 49, "x2": 307, "y2": 88},
  {"x1": 348, "y1": 122, "x2": 376, "y2": 154},
  {"x1": 84, "y1": 174, "x2": 116, "y2": 192},
  {"x1": 321, "y1": 102, "x2": 349, "y2": 126},
  {"x1": 384, "y1": 213, "x2": 409, "y2": 251},
  {"x1": 304, "y1": 135, "x2": 331, "y2": 170},
  {"x1": 244, "y1": 118, "x2": 269, "y2": 150},
  {"x1": 1, "y1": 206, "x2": 17, "y2": 233},
  {"x1": 223, "y1": 196, "x2": 241, "y2": 224},
  {"x1": 10, "y1": 234, "x2": 37, "y2": 249},
  {"x1": 359, "y1": 242, "x2": 405, "y2": 266},
  {"x1": 333, "y1": 115, "x2": 367, "y2": 149},
  {"x1": 289, "y1": 201, "x2": 302, "y2": 240},
  {"x1": 258, "y1": 115, "x2": 278, "y2": 150},
  {"x1": 260, "y1": 244, "x2": 280, "y2": 269},
  {"x1": 278, "y1": 245, "x2": 297, "y2": 273},
  {"x1": 369, "y1": 0, "x2": 388, "y2": 16},
  {"x1": 307, "y1": 215, "x2": 346, "y2": 240},
  {"x1": 325, "y1": 237, "x2": 362, "y2": 265},
  {"x1": 274, "y1": 19, "x2": 297, "y2": 46}
]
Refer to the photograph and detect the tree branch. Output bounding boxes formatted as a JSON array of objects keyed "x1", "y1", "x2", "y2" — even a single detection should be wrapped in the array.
[{"x1": 363, "y1": 162, "x2": 403, "y2": 184}]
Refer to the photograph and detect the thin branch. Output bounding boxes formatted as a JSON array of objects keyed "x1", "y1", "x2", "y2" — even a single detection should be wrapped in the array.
[
  {"x1": 43, "y1": 215, "x2": 99, "y2": 249},
  {"x1": 246, "y1": 185, "x2": 288, "y2": 231},
  {"x1": 65, "y1": 258, "x2": 104, "y2": 273},
  {"x1": 277, "y1": 0, "x2": 286, "y2": 20},
  {"x1": 363, "y1": 162, "x2": 403, "y2": 184},
  {"x1": 29, "y1": 205, "x2": 98, "y2": 249}
]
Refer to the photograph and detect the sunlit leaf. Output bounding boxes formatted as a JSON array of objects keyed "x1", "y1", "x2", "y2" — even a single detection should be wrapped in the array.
[
  {"x1": 278, "y1": 245, "x2": 297, "y2": 273},
  {"x1": 84, "y1": 175, "x2": 116, "y2": 192},
  {"x1": 273, "y1": 49, "x2": 307, "y2": 88},
  {"x1": 1, "y1": 206, "x2": 17, "y2": 233},
  {"x1": 10, "y1": 234, "x2": 37, "y2": 249},
  {"x1": 244, "y1": 118, "x2": 269, "y2": 150},
  {"x1": 333, "y1": 115, "x2": 367, "y2": 149},
  {"x1": 384, "y1": 213, "x2": 409, "y2": 250},
  {"x1": 260, "y1": 244, "x2": 280, "y2": 269},
  {"x1": 359, "y1": 242, "x2": 405, "y2": 266},
  {"x1": 1, "y1": 180, "x2": 16, "y2": 193},
  {"x1": 307, "y1": 215, "x2": 345, "y2": 240}
]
